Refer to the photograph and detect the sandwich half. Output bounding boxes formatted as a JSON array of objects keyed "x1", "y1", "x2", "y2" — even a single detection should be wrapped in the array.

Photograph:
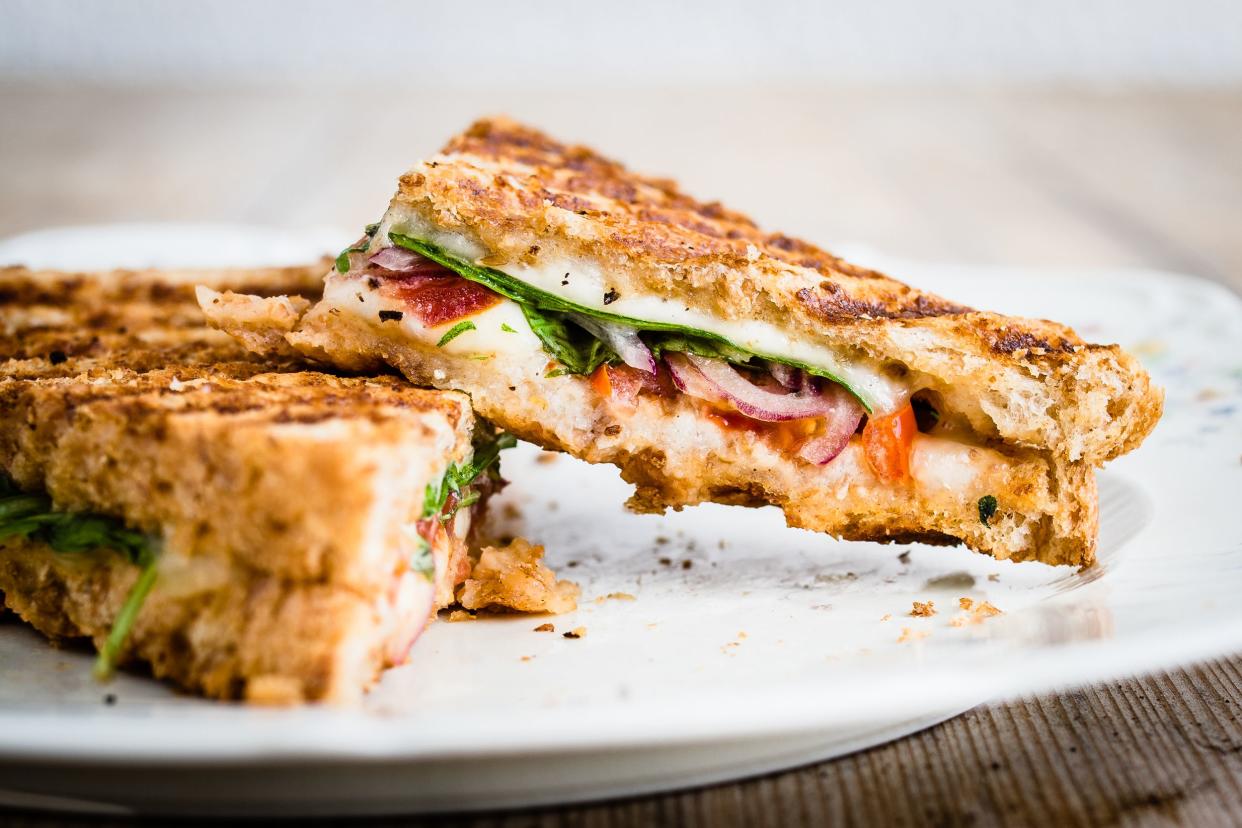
[
  {"x1": 202, "y1": 118, "x2": 1163, "y2": 567},
  {"x1": 0, "y1": 264, "x2": 520, "y2": 703}
]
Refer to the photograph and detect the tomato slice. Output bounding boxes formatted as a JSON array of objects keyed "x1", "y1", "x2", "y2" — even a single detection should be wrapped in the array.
[
  {"x1": 862, "y1": 403, "x2": 917, "y2": 482},
  {"x1": 383, "y1": 274, "x2": 501, "y2": 326}
]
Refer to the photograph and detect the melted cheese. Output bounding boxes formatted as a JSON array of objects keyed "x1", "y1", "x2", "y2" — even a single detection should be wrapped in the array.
[
  {"x1": 324, "y1": 274, "x2": 545, "y2": 359},
  {"x1": 910, "y1": 435, "x2": 993, "y2": 492}
]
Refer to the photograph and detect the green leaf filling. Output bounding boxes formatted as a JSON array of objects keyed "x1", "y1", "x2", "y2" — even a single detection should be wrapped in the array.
[
  {"x1": 436, "y1": 320, "x2": 476, "y2": 347},
  {"x1": 978, "y1": 495, "x2": 999, "y2": 526},
  {"x1": 420, "y1": 431, "x2": 517, "y2": 522},
  {"x1": 0, "y1": 484, "x2": 158, "y2": 680},
  {"x1": 335, "y1": 223, "x2": 382, "y2": 273},
  {"x1": 387, "y1": 233, "x2": 870, "y2": 409},
  {"x1": 645, "y1": 332, "x2": 754, "y2": 364},
  {"x1": 521, "y1": 305, "x2": 614, "y2": 376},
  {"x1": 93, "y1": 552, "x2": 159, "y2": 680}
]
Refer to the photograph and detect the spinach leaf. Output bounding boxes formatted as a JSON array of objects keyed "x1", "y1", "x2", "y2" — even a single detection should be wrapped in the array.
[
  {"x1": 521, "y1": 305, "x2": 614, "y2": 376},
  {"x1": 420, "y1": 431, "x2": 517, "y2": 521},
  {"x1": 0, "y1": 485, "x2": 157, "y2": 679},
  {"x1": 335, "y1": 223, "x2": 382, "y2": 273},
  {"x1": 645, "y1": 331, "x2": 754, "y2": 365},
  {"x1": 93, "y1": 554, "x2": 158, "y2": 680}
]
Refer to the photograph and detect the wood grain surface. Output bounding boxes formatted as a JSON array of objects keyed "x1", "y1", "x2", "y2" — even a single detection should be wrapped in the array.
[{"x1": 0, "y1": 81, "x2": 1239, "y2": 827}]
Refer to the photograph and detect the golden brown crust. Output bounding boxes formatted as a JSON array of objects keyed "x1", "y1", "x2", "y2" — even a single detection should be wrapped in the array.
[{"x1": 391, "y1": 117, "x2": 1161, "y2": 465}]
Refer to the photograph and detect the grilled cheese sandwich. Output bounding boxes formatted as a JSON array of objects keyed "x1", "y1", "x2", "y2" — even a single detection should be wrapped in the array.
[{"x1": 202, "y1": 117, "x2": 1161, "y2": 567}]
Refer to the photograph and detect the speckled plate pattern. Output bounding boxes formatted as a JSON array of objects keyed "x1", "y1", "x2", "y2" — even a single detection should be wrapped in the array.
[{"x1": 0, "y1": 226, "x2": 1239, "y2": 815}]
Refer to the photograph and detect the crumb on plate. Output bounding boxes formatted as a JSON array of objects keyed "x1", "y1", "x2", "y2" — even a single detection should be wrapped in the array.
[
  {"x1": 594, "y1": 591, "x2": 636, "y2": 604},
  {"x1": 949, "y1": 600, "x2": 1003, "y2": 627},
  {"x1": 456, "y1": 538, "x2": 579, "y2": 615}
]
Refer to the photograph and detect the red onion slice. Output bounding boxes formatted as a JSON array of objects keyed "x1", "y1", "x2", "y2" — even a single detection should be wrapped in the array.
[
  {"x1": 796, "y1": 384, "x2": 864, "y2": 465},
  {"x1": 664, "y1": 353, "x2": 728, "y2": 403},
  {"x1": 683, "y1": 354, "x2": 846, "y2": 421},
  {"x1": 369, "y1": 245, "x2": 425, "y2": 272},
  {"x1": 572, "y1": 315, "x2": 656, "y2": 374}
]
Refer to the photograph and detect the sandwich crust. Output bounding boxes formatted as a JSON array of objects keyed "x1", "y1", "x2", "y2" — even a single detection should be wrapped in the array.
[{"x1": 388, "y1": 117, "x2": 1161, "y2": 465}]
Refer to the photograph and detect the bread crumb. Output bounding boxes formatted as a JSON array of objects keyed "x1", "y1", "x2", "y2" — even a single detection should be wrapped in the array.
[
  {"x1": 737, "y1": 631, "x2": 747, "y2": 639},
  {"x1": 244, "y1": 675, "x2": 305, "y2": 705},
  {"x1": 880, "y1": 613, "x2": 892, "y2": 622},
  {"x1": 949, "y1": 600, "x2": 1004, "y2": 627},
  {"x1": 974, "y1": 601, "x2": 1002, "y2": 618},
  {"x1": 897, "y1": 627, "x2": 930, "y2": 643},
  {"x1": 987, "y1": 573, "x2": 1000, "y2": 582},
  {"x1": 502, "y1": 503, "x2": 522, "y2": 520},
  {"x1": 563, "y1": 627, "x2": 586, "y2": 639},
  {"x1": 520, "y1": 655, "x2": 534, "y2": 662},
  {"x1": 536, "y1": 451, "x2": 559, "y2": 465},
  {"x1": 910, "y1": 600, "x2": 936, "y2": 617},
  {"x1": 594, "y1": 591, "x2": 636, "y2": 604},
  {"x1": 681, "y1": 560, "x2": 693, "y2": 570},
  {"x1": 658, "y1": 557, "x2": 672, "y2": 566},
  {"x1": 447, "y1": 610, "x2": 476, "y2": 622},
  {"x1": 533, "y1": 623, "x2": 555, "y2": 632},
  {"x1": 457, "y1": 538, "x2": 579, "y2": 615},
  {"x1": 959, "y1": 597, "x2": 974, "y2": 610}
]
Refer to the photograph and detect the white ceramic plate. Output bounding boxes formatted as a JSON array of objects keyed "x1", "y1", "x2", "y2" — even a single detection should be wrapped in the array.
[{"x1": 1, "y1": 225, "x2": 1240, "y2": 816}]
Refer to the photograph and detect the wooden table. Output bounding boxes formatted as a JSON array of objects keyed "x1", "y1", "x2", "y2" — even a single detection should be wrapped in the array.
[{"x1": 1, "y1": 82, "x2": 1240, "y2": 826}]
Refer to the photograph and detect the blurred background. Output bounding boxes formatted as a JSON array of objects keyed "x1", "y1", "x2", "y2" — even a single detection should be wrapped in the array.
[{"x1": 1, "y1": 0, "x2": 1239, "y2": 286}]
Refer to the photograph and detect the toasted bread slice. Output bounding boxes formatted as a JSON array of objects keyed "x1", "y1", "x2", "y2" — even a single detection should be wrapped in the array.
[
  {"x1": 205, "y1": 118, "x2": 1160, "y2": 568},
  {"x1": 0, "y1": 264, "x2": 497, "y2": 703}
]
